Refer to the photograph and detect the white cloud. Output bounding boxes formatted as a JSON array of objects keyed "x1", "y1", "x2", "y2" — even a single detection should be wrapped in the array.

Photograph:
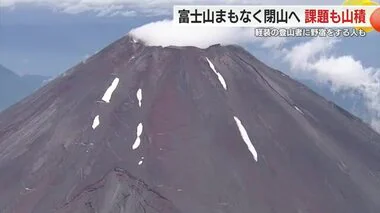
[
  {"x1": 261, "y1": 37, "x2": 288, "y2": 49},
  {"x1": 283, "y1": 38, "x2": 339, "y2": 71},
  {"x1": 130, "y1": 20, "x2": 253, "y2": 48},
  {"x1": 371, "y1": 120, "x2": 380, "y2": 133},
  {"x1": 0, "y1": 0, "x2": 343, "y2": 16},
  {"x1": 311, "y1": 56, "x2": 377, "y2": 90},
  {"x1": 109, "y1": 10, "x2": 137, "y2": 17},
  {"x1": 282, "y1": 37, "x2": 380, "y2": 131},
  {"x1": 129, "y1": 19, "x2": 288, "y2": 49}
]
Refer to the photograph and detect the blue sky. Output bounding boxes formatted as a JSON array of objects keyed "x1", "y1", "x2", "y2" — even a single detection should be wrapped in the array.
[
  {"x1": 0, "y1": 0, "x2": 379, "y2": 131},
  {"x1": 0, "y1": 5, "x2": 162, "y2": 76}
]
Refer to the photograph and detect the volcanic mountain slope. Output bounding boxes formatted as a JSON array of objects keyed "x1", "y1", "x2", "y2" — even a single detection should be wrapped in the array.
[{"x1": 0, "y1": 35, "x2": 380, "y2": 213}]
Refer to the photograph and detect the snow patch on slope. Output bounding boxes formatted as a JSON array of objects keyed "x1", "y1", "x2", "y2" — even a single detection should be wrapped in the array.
[
  {"x1": 136, "y1": 88, "x2": 142, "y2": 107},
  {"x1": 294, "y1": 106, "x2": 304, "y2": 114},
  {"x1": 132, "y1": 138, "x2": 141, "y2": 150},
  {"x1": 132, "y1": 123, "x2": 143, "y2": 150},
  {"x1": 233, "y1": 116, "x2": 258, "y2": 162},
  {"x1": 102, "y1": 77, "x2": 120, "y2": 103},
  {"x1": 92, "y1": 115, "x2": 100, "y2": 129},
  {"x1": 206, "y1": 57, "x2": 227, "y2": 90}
]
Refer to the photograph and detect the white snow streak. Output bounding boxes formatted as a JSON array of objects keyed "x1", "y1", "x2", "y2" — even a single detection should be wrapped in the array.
[
  {"x1": 138, "y1": 156, "x2": 144, "y2": 165},
  {"x1": 137, "y1": 123, "x2": 143, "y2": 135},
  {"x1": 206, "y1": 57, "x2": 227, "y2": 90},
  {"x1": 136, "y1": 88, "x2": 142, "y2": 107},
  {"x1": 132, "y1": 137, "x2": 141, "y2": 150},
  {"x1": 92, "y1": 115, "x2": 100, "y2": 129},
  {"x1": 102, "y1": 77, "x2": 120, "y2": 103},
  {"x1": 294, "y1": 106, "x2": 304, "y2": 114},
  {"x1": 233, "y1": 116, "x2": 258, "y2": 162},
  {"x1": 132, "y1": 123, "x2": 144, "y2": 150}
]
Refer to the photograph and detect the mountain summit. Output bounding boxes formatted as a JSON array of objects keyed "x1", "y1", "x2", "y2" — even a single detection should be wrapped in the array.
[{"x1": 0, "y1": 35, "x2": 380, "y2": 213}]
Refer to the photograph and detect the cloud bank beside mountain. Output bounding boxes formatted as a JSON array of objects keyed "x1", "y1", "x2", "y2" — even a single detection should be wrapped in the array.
[{"x1": 282, "y1": 38, "x2": 380, "y2": 131}]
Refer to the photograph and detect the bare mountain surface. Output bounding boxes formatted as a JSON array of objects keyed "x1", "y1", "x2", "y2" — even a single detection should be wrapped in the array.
[{"x1": 0, "y1": 35, "x2": 380, "y2": 213}]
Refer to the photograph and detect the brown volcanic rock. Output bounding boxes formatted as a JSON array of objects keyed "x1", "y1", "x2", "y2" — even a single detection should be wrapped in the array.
[
  {"x1": 0, "y1": 35, "x2": 380, "y2": 213},
  {"x1": 58, "y1": 168, "x2": 180, "y2": 213}
]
